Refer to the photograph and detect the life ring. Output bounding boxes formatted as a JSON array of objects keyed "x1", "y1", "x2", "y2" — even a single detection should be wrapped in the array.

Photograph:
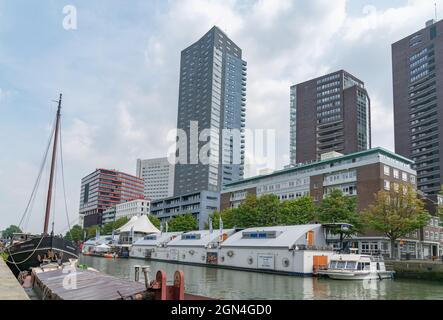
[
  {"x1": 247, "y1": 256, "x2": 254, "y2": 265},
  {"x1": 227, "y1": 250, "x2": 234, "y2": 258},
  {"x1": 282, "y1": 258, "x2": 290, "y2": 268},
  {"x1": 189, "y1": 250, "x2": 195, "y2": 255}
]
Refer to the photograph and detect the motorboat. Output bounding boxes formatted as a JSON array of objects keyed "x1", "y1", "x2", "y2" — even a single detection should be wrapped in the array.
[{"x1": 318, "y1": 253, "x2": 395, "y2": 280}]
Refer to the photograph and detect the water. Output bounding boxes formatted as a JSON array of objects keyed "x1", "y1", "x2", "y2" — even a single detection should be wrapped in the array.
[{"x1": 79, "y1": 256, "x2": 443, "y2": 300}]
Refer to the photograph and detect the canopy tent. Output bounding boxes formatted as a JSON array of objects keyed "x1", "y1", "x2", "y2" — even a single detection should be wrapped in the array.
[{"x1": 116, "y1": 215, "x2": 160, "y2": 234}]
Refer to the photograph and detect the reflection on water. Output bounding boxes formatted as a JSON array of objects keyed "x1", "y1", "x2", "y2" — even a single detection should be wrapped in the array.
[{"x1": 80, "y1": 256, "x2": 443, "y2": 300}]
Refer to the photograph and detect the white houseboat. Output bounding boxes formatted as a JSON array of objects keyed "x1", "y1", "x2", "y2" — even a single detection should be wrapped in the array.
[
  {"x1": 129, "y1": 232, "x2": 181, "y2": 259},
  {"x1": 151, "y1": 229, "x2": 236, "y2": 265},
  {"x1": 317, "y1": 253, "x2": 395, "y2": 280},
  {"x1": 218, "y1": 225, "x2": 333, "y2": 276}
]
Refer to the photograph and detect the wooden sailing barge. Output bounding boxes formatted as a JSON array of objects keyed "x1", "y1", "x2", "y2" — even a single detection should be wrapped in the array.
[{"x1": 5, "y1": 94, "x2": 79, "y2": 277}]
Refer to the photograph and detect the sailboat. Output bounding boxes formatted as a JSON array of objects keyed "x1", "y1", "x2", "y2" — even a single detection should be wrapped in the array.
[{"x1": 5, "y1": 94, "x2": 79, "y2": 277}]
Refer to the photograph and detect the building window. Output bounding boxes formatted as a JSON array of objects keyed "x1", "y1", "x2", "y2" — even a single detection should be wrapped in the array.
[
  {"x1": 393, "y1": 169, "x2": 399, "y2": 179},
  {"x1": 384, "y1": 166, "x2": 390, "y2": 176},
  {"x1": 402, "y1": 172, "x2": 408, "y2": 182},
  {"x1": 384, "y1": 180, "x2": 391, "y2": 191}
]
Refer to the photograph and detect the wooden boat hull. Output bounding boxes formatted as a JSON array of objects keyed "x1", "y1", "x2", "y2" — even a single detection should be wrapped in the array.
[{"x1": 5, "y1": 235, "x2": 79, "y2": 277}]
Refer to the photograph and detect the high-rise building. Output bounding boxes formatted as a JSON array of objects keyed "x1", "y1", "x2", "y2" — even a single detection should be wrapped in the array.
[
  {"x1": 136, "y1": 158, "x2": 174, "y2": 200},
  {"x1": 392, "y1": 19, "x2": 443, "y2": 197},
  {"x1": 115, "y1": 199, "x2": 151, "y2": 220},
  {"x1": 174, "y1": 26, "x2": 247, "y2": 196},
  {"x1": 290, "y1": 70, "x2": 371, "y2": 164},
  {"x1": 79, "y1": 169, "x2": 144, "y2": 228}
]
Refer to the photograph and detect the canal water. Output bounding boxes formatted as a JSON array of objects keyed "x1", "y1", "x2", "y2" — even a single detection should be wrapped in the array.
[{"x1": 80, "y1": 256, "x2": 443, "y2": 300}]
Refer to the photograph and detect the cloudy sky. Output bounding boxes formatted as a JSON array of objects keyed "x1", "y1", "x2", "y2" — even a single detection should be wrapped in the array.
[{"x1": 0, "y1": 0, "x2": 440, "y2": 233}]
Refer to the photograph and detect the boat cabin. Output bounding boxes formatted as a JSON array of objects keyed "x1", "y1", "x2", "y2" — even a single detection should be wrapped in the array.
[
  {"x1": 130, "y1": 232, "x2": 182, "y2": 259},
  {"x1": 152, "y1": 229, "x2": 235, "y2": 264},
  {"x1": 218, "y1": 225, "x2": 333, "y2": 275}
]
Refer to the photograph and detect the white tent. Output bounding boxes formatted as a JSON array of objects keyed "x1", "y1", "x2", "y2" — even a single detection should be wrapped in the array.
[{"x1": 116, "y1": 215, "x2": 160, "y2": 234}]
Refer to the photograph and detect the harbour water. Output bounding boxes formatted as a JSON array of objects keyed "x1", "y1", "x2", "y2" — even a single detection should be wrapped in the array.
[{"x1": 80, "y1": 256, "x2": 443, "y2": 300}]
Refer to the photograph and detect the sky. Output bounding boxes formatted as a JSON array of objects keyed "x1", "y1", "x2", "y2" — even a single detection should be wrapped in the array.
[{"x1": 0, "y1": 0, "x2": 441, "y2": 233}]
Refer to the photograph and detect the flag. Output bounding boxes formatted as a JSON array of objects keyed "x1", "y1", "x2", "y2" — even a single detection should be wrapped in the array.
[
  {"x1": 209, "y1": 217, "x2": 213, "y2": 234},
  {"x1": 83, "y1": 230, "x2": 87, "y2": 241},
  {"x1": 111, "y1": 229, "x2": 115, "y2": 243},
  {"x1": 160, "y1": 223, "x2": 164, "y2": 234},
  {"x1": 166, "y1": 221, "x2": 169, "y2": 233},
  {"x1": 130, "y1": 226, "x2": 134, "y2": 242},
  {"x1": 95, "y1": 228, "x2": 100, "y2": 241}
]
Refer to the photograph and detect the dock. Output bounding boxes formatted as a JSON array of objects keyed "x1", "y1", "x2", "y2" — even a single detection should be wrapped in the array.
[
  {"x1": 0, "y1": 258, "x2": 29, "y2": 300},
  {"x1": 32, "y1": 268, "x2": 149, "y2": 300},
  {"x1": 31, "y1": 266, "x2": 214, "y2": 300}
]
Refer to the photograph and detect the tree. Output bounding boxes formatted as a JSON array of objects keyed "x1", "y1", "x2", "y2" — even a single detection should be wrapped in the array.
[
  {"x1": 100, "y1": 216, "x2": 129, "y2": 235},
  {"x1": 86, "y1": 226, "x2": 100, "y2": 240},
  {"x1": 168, "y1": 214, "x2": 198, "y2": 232},
  {"x1": 317, "y1": 189, "x2": 362, "y2": 237},
  {"x1": 1, "y1": 225, "x2": 22, "y2": 239},
  {"x1": 64, "y1": 225, "x2": 84, "y2": 242},
  {"x1": 363, "y1": 184, "x2": 430, "y2": 259},
  {"x1": 279, "y1": 196, "x2": 317, "y2": 225},
  {"x1": 148, "y1": 215, "x2": 161, "y2": 229},
  {"x1": 113, "y1": 217, "x2": 129, "y2": 229}
]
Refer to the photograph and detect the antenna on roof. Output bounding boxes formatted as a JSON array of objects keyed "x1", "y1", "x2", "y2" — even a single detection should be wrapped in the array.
[{"x1": 435, "y1": 2, "x2": 438, "y2": 21}]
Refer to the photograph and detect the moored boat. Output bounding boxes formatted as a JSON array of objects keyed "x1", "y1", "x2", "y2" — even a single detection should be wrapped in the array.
[
  {"x1": 4, "y1": 94, "x2": 79, "y2": 277},
  {"x1": 317, "y1": 253, "x2": 395, "y2": 280}
]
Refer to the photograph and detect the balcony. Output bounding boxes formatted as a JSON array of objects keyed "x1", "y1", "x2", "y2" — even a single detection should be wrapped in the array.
[{"x1": 411, "y1": 122, "x2": 439, "y2": 136}]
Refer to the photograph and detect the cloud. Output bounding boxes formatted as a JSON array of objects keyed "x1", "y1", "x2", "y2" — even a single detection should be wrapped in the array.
[{"x1": 2, "y1": 0, "x2": 441, "y2": 232}]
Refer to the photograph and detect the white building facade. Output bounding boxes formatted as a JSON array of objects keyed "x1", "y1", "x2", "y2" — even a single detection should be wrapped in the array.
[
  {"x1": 136, "y1": 158, "x2": 174, "y2": 201},
  {"x1": 115, "y1": 199, "x2": 151, "y2": 220}
]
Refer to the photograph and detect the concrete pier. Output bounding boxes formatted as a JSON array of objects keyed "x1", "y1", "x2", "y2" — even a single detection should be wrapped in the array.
[{"x1": 0, "y1": 258, "x2": 29, "y2": 300}]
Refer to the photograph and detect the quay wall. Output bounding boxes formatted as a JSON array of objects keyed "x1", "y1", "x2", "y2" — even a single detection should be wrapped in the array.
[
  {"x1": 388, "y1": 260, "x2": 443, "y2": 281},
  {"x1": 0, "y1": 258, "x2": 29, "y2": 300}
]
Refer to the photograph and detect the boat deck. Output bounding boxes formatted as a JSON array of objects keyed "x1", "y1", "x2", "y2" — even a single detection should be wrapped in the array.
[
  {"x1": 0, "y1": 258, "x2": 29, "y2": 300},
  {"x1": 32, "y1": 268, "x2": 149, "y2": 300}
]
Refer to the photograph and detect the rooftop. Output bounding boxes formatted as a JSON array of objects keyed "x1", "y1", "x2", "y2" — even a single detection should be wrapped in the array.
[{"x1": 224, "y1": 147, "x2": 414, "y2": 189}]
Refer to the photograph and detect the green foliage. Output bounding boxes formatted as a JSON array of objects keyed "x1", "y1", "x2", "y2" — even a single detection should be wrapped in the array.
[
  {"x1": 1, "y1": 225, "x2": 22, "y2": 239},
  {"x1": 86, "y1": 226, "x2": 100, "y2": 240},
  {"x1": 101, "y1": 217, "x2": 129, "y2": 236},
  {"x1": 364, "y1": 184, "x2": 430, "y2": 258},
  {"x1": 64, "y1": 225, "x2": 84, "y2": 242},
  {"x1": 317, "y1": 189, "x2": 362, "y2": 236},
  {"x1": 208, "y1": 194, "x2": 317, "y2": 229},
  {"x1": 1, "y1": 252, "x2": 8, "y2": 262},
  {"x1": 148, "y1": 215, "x2": 161, "y2": 229},
  {"x1": 168, "y1": 214, "x2": 198, "y2": 232},
  {"x1": 279, "y1": 196, "x2": 317, "y2": 225}
]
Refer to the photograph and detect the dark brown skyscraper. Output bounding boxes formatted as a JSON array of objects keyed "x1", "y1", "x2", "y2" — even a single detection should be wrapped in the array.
[
  {"x1": 290, "y1": 70, "x2": 371, "y2": 164},
  {"x1": 392, "y1": 19, "x2": 442, "y2": 197}
]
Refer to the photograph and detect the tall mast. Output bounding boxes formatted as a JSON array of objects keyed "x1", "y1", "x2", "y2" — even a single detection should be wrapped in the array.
[{"x1": 43, "y1": 94, "x2": 62, "y2": 234}]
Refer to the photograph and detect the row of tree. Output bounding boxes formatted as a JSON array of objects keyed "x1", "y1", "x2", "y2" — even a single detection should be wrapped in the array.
[
  {"x1": 209, "y1": 186, "x2": 432, "y2": 258},
  {"x1": 0, "y1": 225, "x2": 22, "y2": 239}
]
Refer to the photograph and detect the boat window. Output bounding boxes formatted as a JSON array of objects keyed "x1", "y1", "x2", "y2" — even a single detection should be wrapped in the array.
[
  {"x1": 329, "y1": 261, "x2": 337, "y2": 269},
  {"x1": 337, "y1": 261, "x2": 346, "y2": 269},
  {"x1": 376, "y1": 263, "x2": 380, "y2": 271},
  {"x1": 357, "y1": 263, "x2": 363, "y2": 270},
  {"x1": 345, "y1": 261, "x2": 357, "y2": 269},
  {"x1": 364, "y1": 263, "x2": 370, "y2": 271}
]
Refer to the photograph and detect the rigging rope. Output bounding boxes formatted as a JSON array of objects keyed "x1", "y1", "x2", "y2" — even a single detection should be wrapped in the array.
[
  {"x1": 59, "y1": 118, "x2": 74, "y2": 242},
  {"x1": 18, "y1": 118, "x2": 56, "y2": 229}
]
